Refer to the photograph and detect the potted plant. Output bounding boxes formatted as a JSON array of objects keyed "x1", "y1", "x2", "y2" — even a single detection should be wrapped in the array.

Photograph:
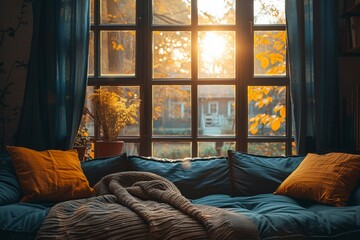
[{"x1": 89, "y1": 88, "x2": 140, "y2": 158}]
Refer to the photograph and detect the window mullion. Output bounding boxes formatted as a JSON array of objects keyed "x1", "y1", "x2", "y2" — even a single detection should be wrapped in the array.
[
  {"x1": 191, "y1": 0, "x2": 199, "y2": 157},
  {"x1": 138, "y1": 0, "x2": 152, "y2": 156},
  {"x1": 236, "y1": 0, "x2": 252, "y2": 152}
]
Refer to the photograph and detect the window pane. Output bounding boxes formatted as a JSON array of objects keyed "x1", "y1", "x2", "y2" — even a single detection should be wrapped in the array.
[
  {"x1": 248, "y1": 86, "x2": 286, "y2": 136},
  {"x1": 153, "y1": 31, "x2": 191, "y2": 79},
  {"x1": 152, "y1": 0, "x2": 191, "y2": 25},
  {"x1": 198, "y1": 85, "x2": 235, "y2": 136},
  {"x1": 198, "y1": 0, "x2": 235, "y2": 25},
  {"x1": 88, "y1": 31, "x2": 94, "y2": 75},
  {"x1": 152, "y1": 142, "x2": 191, "y2": 158},
  {"x1": 84, "y1": 86, "x2": 95, "y2": 137},
  {"x1": 198, "y1": 142, "x2": 235, "y2": 157},
  {"x1": 153, "y1": 85, "x2": 191, "y2": 136},
  {"x1": 248, "y1": 142, "x2": 285, "y2": 156},
  {"x1": 99, "y1": 86, "x2": 140, "y2": 136},
  {"x1": 254, "y1": 0, "x2": 285, "y2": 25},
  {"x1": 100, "y1": 31, "x2": 135, "y2": 76},
  {"x1": 123, "y1": 142, "x2": 140, "y2": 155},
  {"x1": 198, "y1": 31, "x2": 235, "y2": 78},
  {"x1": 292, "y1": 141, "x2": 297, "y2": 155},
  {"x1": 101, "y1": 0, "x2": 136, "y2": 24},
  {"x1": 254, "y1": 31, "x2": 286, "y2": 76}
]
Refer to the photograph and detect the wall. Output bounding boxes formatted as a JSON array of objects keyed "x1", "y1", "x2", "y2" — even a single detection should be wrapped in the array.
[{"x1": 0, "y1": 0, "x2": 32, "y2": 151}]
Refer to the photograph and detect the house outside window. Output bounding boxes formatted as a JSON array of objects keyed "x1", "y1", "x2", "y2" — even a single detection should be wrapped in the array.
[{"x1": 86, "y1": 0, "x2": 294, "y2": 158}]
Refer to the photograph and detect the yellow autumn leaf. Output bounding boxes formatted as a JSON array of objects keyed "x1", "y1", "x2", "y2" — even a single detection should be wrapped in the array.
[
  {"x1": 261, "y1": 116, "x2": 268, "y2": 125},
  {"x1": 269, "y1": 53, "x2": 284, "y2": 64},
  {"x1": 112, "y1": 41, "x2": 117, "y2": 49},
  {"x1": 155, "y1": 106, "x2": 162, "y2": 113},
  {"x1": 273, "y1": 106, "x2": 281, "y2": 114},
  {"x1": 261, "y1": 58, "x2": 269, "y2": 69},
  {"x1": 262, "y1": 87, "x2": 271, "y2": 95},
  {"x1": 280, "y1": 32, "x2": 287, "y2": 43},
  {"x1": 255, "y1": 101, "x2": 264, "y2": 108},
  {"x1": 116, "y1": 44, "x2": 125, "y2": 51},
  {"x1": 271, "y1": 119, "x2": 281, "y2": 131},
  {"x1": 280, "y1": 107, "x2": 286, "y2": 118},
  {"x1": 249, "y1": 122, "x2": 258, "y2": 135},
  {"x1": 256, "y1": 53, "x2": 264, "y2": 61}
]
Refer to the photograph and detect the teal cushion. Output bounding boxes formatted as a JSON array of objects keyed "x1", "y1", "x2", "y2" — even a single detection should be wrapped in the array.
[
  {"x1": 227, "y1": 150, "x2": 305, "y2": 196},
  {"x1": 0, "y1": 203, "x2": 50, "y2": 239},
  {"x1": 0, "y1": 155, "x2": 21, "y2": 206},
  {"x1": 128, "y1": 155, "x2": 231, "y2": 199},
  {"x1": 81, "y1": 153, "x2": 129, "y2": 187}
]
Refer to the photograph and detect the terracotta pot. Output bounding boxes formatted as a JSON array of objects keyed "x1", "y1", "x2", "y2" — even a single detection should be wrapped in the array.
[
  {"x1": 73, "y1": 146, "x2": 86, "y2": 161},
  {"x1": 94, "y1": 140, "x2": 124, "y2": 158}
]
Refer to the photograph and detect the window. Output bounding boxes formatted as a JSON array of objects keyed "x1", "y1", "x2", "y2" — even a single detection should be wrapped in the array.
[{"x1": 87, "y1": 0, "x2": 293, "y2": 157}]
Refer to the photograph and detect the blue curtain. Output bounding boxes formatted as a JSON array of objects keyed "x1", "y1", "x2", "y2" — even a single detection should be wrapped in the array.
[
  {"x1": 286, "y1": 0, "x2": 340, "y2": 154},
  {"x1": 16, "y1": 0, "x2": 89, "y2": 150}
]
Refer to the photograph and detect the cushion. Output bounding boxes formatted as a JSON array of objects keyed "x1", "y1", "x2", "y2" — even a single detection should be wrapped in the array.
[
  {"x1": 0, "y1": 203, "x2": 50, "y2": 239},
  {"x1": 128, "y1": 155, "x2": 232, "y2": 199},
  {"x1": 0, "y1": 154, "x2": 21, "y2": 206},
  {"x1": 227, "y1": 150, "x2": 305, "y2": 196},
  {"x1": 81, "y1": 153, "x2": 129, "y2": 187},
  {"x1": 6, "y1": 146, "x2": 95, "y2": 203},
  {"x1": 275, "y1": 152, "x2": 360, "y2": 207}
]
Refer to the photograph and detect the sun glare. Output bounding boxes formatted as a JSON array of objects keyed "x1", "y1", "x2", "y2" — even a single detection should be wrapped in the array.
[
  {"x1": 200, "y1": 32, "x2": 226, "y2": 61},
  {"x1": 197, "y1": 0, "x2": 229, "y2": 20}
]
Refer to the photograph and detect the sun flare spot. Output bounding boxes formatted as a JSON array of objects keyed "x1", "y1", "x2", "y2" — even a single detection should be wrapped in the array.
[
  {"x1": 197, "y1": 0, "x2": 230, "y2": 20},
  {"x1": 200, "y1": 32, "x2": 226, "y2": 61}
]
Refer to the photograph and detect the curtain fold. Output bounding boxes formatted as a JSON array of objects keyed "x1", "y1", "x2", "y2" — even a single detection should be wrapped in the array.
[
  {"x1": 16, "y1": 0, "x2": 89, "y2": 150},
  {"x1": 286, "y1": 0, "x2": 340, "y2": 154}
]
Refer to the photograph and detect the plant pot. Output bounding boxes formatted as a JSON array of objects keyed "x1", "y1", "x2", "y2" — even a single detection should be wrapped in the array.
[
  {"x1": 94, "y1": 140, "x2": 124, "y2": 158},
  {"x1": 73, "y1": 146, "x2": 86, "y2": 161}
]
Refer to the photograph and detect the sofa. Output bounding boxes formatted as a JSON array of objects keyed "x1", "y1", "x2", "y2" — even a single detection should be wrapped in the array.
[{"x1": 1, "y1": 148, "x2": 360, "y2": 239}]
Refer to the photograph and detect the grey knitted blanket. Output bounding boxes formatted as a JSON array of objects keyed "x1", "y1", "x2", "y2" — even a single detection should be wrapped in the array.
[{"x1": 36, "y1": 172, "x2": 258, "y2": 240}]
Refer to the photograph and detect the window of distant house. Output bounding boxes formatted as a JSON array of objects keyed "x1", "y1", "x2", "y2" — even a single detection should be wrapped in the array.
[{"x1": 85, "y1": 0, "x2": 294, "y2": 158}]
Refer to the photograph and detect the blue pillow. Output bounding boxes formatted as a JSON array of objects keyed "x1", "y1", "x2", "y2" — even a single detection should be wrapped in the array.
[
  {"x1": 0, "y1": 203, "x2": 50, "y2": 239},
  {"x1": 227, "y1": 150, "x2": 305, "y2": 196},
  {"x1": 81, "y1": 153, "x2": 129, "y2": 187},
  {"x1": 128, "y1": 155, "x2": 232, "y2": 199},
  {"x1": 0, "y1": 155, "x2": 21, "y2": 206}
]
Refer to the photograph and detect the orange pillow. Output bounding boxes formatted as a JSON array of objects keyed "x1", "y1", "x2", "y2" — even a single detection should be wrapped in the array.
[
  {"x1": 275, "y1": 152, "x2": 360, "y2": 207},
  {"x1": 7, "y1": 146, "x2": 95, "y2": 203}
]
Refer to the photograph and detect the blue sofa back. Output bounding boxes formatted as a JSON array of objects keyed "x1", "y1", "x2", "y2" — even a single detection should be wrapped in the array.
[{"x1": 128, "y1": 155, "x2": 232, "y2": 199}]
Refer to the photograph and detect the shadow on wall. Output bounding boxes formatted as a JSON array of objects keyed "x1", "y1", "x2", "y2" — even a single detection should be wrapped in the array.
[{"x1": 0, "y1": 0, "x2": 32, "y2": 152}]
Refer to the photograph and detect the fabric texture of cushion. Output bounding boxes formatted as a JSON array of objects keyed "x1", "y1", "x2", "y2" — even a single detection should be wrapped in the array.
[
  {"x1": 0, "y1": 202, "x2": 51, "y2": 239},
  {"x1": 227, "y1": 150, "x2": 305, "y2": 196},
  {"x1": 0, "y1": 154, "x2": 21, "y2": 206},
  {"x1": 275, "y1": 152, "x2": 360, "y2": 207},
  {"x1": 6, "y1": 146, "x2": 95, "y2": 203},
  {"x1": 81, "y1": 153, "x2": 129, "y2": 187},
  {"x1": 128, "y1": 155, "x2": 232, "y2": 199}
]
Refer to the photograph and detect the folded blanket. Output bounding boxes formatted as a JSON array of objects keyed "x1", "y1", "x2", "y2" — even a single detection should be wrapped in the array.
[{"x1": 36, "y1": 171, "x2": 258, "y2": 240}]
